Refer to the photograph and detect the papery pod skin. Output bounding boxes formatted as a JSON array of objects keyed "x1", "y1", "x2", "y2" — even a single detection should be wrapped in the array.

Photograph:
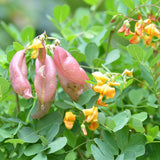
[
  {"x1": 34, "y1": 54, "x2": 57, "y2": 104},
  {"x1": 38, "y1": 43, "x2": 46, "y2": 64},
  {"x1": 54, "y1": 46, "x2": 89, "y2": 85},
  {"x1": 32, "y1": 54, "x2": 57, "y2": 119},
  {"x1": 58, "y1": 72, "x2": 91, "y2": 102},
  {"x1": 9, "y1": 50, "x2": 33, "y2": 99}
]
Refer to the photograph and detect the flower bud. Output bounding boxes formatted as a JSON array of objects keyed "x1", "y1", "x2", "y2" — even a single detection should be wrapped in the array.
[
  {"x1": 9, "y1": 50, "x2": 32, "y2": 99},
  {"x1": 110, "y1": 15, "x2": 117, "y2": 23}
]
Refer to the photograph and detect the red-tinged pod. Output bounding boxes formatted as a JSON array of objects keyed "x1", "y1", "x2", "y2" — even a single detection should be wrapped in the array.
[
  {"x1": 31, "y1": 98, "x2": 53, "y2": 119},
  {"x1": 38, "y1": 43, "x2": 46, "y2": 64},
  {"x1": 34, "y1": 54, "x2": 57, "y2": 105},
  {"x1": 9, "y1": 50, "x2": 33, "y2": 99},
  {"x1": 58, "y1": 72, "x2": 91, "y2": 102},
  {"x1": 54, "y1": 46, "x2": 89, "y2": 85}
]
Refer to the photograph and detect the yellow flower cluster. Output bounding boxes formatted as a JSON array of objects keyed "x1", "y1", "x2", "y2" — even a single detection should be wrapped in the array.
[
  {"x1": 92, "y1": 72, "x2": 120, "y2": 106},
  {"x1": 118, "y1": 13, "x2": 160, "y2": 49}
]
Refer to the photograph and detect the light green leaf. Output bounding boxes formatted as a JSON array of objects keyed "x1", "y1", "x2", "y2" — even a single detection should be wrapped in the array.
[
  {"x1": 71, "y1": 51, "x2": 86, "y2": 63},
  {"x1": 32, "y1": 153, "x2": 47, "y2": 160},
  {"x1": 128, "y1": 89, "x2": 144, "y2": 105},
  {"x1": 83, "y1": 0, "x2": 97, "y2": 5},
  {"x1": 140, "y1": 64, "x2": 154, "y2": 87},
  {"x1": 0, "y1": 78, "x2": 10, "y2": 98},
  {"x1": 53, "y1": 5, "x2": 70, "y2": 23},
  {"x1": 91, "y1": 144, "x2": 106, "y2": 160},
  {"x1": 65, "y1": 151, "x2": 77, "y2": 160},
  {"x1": 105, "y1": 49, "x2": 120, "y2": 65},
  {"x1": 113, "y1": 110, "x2": 131, "y2": 132},
  {"x1": 85, "y1": 42, "x2": 99, "y2": 66},
  {"x1": 21, "y1": 26, "x2": 35, "y2": 43},
  {"x1": 5, "y1": 139, "x2": 24, "y2": 148},
  {"x1": 24, "y1": 144, "x2": 43, "y2": 156},
  {"x1": 105, "y1": 117, "x2": 116, "y2": 130},
  {"x1": 13, "y1": 42, "x2": 24, "y2": 51},
  {"x1": 63, "y1": 130, "x2": 76, "y2": 148},
  {"x1": 54, "y1": 101, "x2": 72, "y2": 109},
  {"x1": 78, "y1": 89, "x2": 95, "y2": 105},
  {"x1": 132, "y1": 112, "x2": 147, "y2": 121},
  {"x1": 93, "y1": 58, "x2": 105, "y2": 68},
  {"x1": 121, "y1": 0, "x2": 135, "y2": 9},
  {"x1": 150, "y1": 54, "x2": 160, "y2": 67},
  {"x1": 80, "y1": 15, "x2": 89, "y2": 31},
  {"x1": 127, "y1": 44, "x2": 144, "y2": 62},
  {"x1": 47, "y1": 137, "x2": 67, "y2": 154},
  {"x1": 18, "y1": 127, "x2": 39, "y2": 143},
  {"x1": 148, "y1": 126, "x2": 159, "y2": 139}
]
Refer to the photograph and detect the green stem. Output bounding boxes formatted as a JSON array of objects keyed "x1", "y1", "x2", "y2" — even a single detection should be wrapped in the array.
[
  {"x1": 104, "y1": 30, "x2": 114, "y2": 59},
  {"x1": 15, "y1": 93, "x2": 20, "y2": 113}
]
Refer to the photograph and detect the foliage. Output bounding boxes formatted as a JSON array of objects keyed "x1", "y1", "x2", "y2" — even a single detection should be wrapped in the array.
[{"x1": 0, "y1": 0, "x2": 160, "y2": 160}]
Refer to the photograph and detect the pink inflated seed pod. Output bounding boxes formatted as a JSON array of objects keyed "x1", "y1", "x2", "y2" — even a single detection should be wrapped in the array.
[
  {"x1": 54, "y1": 46, "x2": 89, "y2": 85},
  {"x1": 32, "y1": 54, "x2": 57, "y2": 119},
  {"x1": 9, "y1": 50, "x2": 33, "y2": 99},
  {"x1": 54, "y1": 46, "x2": 91, "y2": 101}
]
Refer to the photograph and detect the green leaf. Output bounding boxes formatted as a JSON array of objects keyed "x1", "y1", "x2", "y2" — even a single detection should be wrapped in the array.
[
  {"x1": 36, "y1": 112, "x2": 62, "y2": 135},
  {"x1": 65, "y1": 151, "x2": 77, "y2": 160},
  {"x1": 124, "y1": 133, "x2": 146, "y2": 157},
  {"x1": 105, "y1": 117, "x2": 116, "y2": 130},
  {"x1": 13, "y1": 42, "x2": 24, "y2": 51},
  {"x1": 140, "y1": 64, "x2": 154, "y2": 87},
  {"x1": 91, "y1": 144, "x2": 106, "y2": 160},
  {"x1": 98, "y1": 112, "x2": 106, "y2": 125},
  {"x1": 121, "y1": 0, "x2": 135, "y2": 9},
  {"x1": 63, "y1": 130, "x2": 76, "y2": 148},
  {"x1": 132, "y1": 112, "x2": 147, "y2": 121},
  {"x1": 128, "y1": 89, "x2": 144, "y2": 105},
  {"x1": 0, "y1": 78, "x2": 10, "y2": 98},
  {"x1": 1, "y1": 21, "x2": 21, "y2": 42},
  {"x1": 21, "y1": 26, "x2": 35, "y2": 43},
  {"x1": 113, "y1": 110, "x2": 131, "y2": 132},
  {"x1": 85, "y1": 42, "x2": 99, "y2": 66},
  {"x1": 80, "y1": 15, "x2": 89, "y2": 31},
  {"x1": 83, "y1": 0, "x2": 97, "y2": 5},
  {"x1": 5, "y1": 139, "x2": 24, "y2": 148},
  {"x1": 46, "y1": 123, "x2": 59, "y2": 143},
  {"x1": 53, "y1": 5, "x2": 70, "y2": 23},
  {"x1": 148, "y1": 126, "x2": 159, "y2": 139},
  {"x1": 150, "y1": 54, "x2": 160, "y2": 67},
  {"x1": 6, "y1": 45, "x2": 15, "y2": 63},
  {"x1": 116, "y1": 127, "x2": 129, "y2": 151},
  {"x1": 128, "y1": 118, "x2": 145, "y2": 133},
  {"x1": 32, "y1": 153, "x2": 47, "y2": 160},
  {"x1": 78, "y1": 89, "x2": 95, "y2": 105},
  {"x1": 105, "y1": 49, "x2": 120, "y2": 65},
  {"x1": 146, "y1": 143, "x2": 160, "y2": 159},
  {"x1": 93, "y1": 58, "x2": 105, "y2": 68},
  {"x1": 143, "y1": 48, "x2": 153, "y2": 62},
  {"x1": 47, "y1": 137, "x2": 67, "y2": 154},
  {"x1": 18, "y1": 127, "x2": 39, "y2": 143},
  {"x1": 54, "y1": 101, "x2": 72, "y2": 109},
  {"x1": 24, "y1": 144, "x2": 43, "y2": 156},
  {"x1": 71, "y1": 51, "x2": 86, "y2": 63},
  {"x1": 127, "y1": 44, "x2": 144, "y2": 62}
]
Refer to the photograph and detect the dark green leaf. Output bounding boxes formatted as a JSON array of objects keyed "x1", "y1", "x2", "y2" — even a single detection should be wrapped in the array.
[
  {"x1": 63, "y1": 130, "x2": 76, "y2": 148},
  {"x1": 24, "y1": 144, "x2": 43, "y2": 156}
]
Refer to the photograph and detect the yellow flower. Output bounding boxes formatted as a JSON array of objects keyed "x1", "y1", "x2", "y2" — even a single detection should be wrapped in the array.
[
  {"x1": 28, "y1": 39, "x2": 44, "y2": 59},
  {"x1": 123, "y1": 69, "x2": 133, "y2": 77},
  {"x1": 83, "y1": 106, "x2": 98, "y2": 123},
  {"x1": 83, "y1": 106, "x2": 99, "y2": 131},
  {"x1": 92, "y1": 72, "x2": 109, "y2": 85},
  {"x1": 63, "y1": 111, "x2": 76, "y2": 130},
  {"x1": 144, "y1": 24, "x2": 160, "y2": 38},
  {"x1": 88, "y1": 122, "x2": 99, "y2": 131},
  {"x1": 93, "y1": 84, "x2": 115, "y2": 99}
]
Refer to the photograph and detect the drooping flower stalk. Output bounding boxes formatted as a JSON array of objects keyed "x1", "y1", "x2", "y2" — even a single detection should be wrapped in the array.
[{"x1": 9, "y1": 50, "x2": 33, "y2": 99}]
